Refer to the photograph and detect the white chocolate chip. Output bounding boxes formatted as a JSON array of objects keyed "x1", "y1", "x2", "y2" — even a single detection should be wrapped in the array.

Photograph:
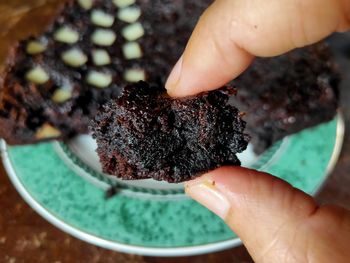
[
  {"x1": 78, "y1": 0, "x2": 93, "y2": 10},
  {"x1": 54, "y1": 26, "x2": 79, "y2": 44},
  {"x1": 26, "y1": 41, "x2": 46, "y2": 55},
  {"x1": 26, "y1": 66, "x2": 49, "y2": 84},
  {"x1": 91, "y1": 29, "x2": 116, "y2": 46},
  {"x1": 91, "y1": 10, "x2": 115, "y2": 27},
  {"x1": 92, "y1": 49, "x2": 111, "y2": 66},
  {"x1": 122, "y1": 22, "x2": 144, "y2": 41},
  {"x1": 86, "y1": 71, "x2": 112, "y2": 88},
  {"x1": 124, "y1": 68, "x2": 145, "y2": 82},
  {"x1": 122, "y1": 42, "x2": 142, "y2": 59},
  {"x1": 35, "y1": 123, "x2": 61, "y2": 139},
  {"x1": 113, "y1": 0, "x2": 135, "y2": 8},
  {"x1": 117, "y1": 7, "x2": 141, "y2": 23},
  {"x1": 52, "y1": 89, "x2": 72, "y2": 103},
  {"x1": 61, "y1": 48, "x2": 88, "y2": 67}
]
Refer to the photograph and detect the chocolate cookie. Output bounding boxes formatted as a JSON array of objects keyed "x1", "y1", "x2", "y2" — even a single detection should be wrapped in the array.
[
  {"x1": 232, "y1": 43, "x2": 340, "y2": 153},
  {"x1": 90, "y1": 82, "x2": 249, "y2": 183},
  {"x1": 0, "y1": 0, "x2": 212, "y2": 144}
]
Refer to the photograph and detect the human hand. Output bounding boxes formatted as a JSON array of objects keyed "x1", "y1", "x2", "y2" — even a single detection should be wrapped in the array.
[
  {"x1": 166, "y1": 0, "x2": 350, "y2": 262},
  {"x1": 185, "y1": 167, "x2": 350, "y2": 262},
  {"x1": 165, "y1": 0, "x2": 350, "y2": 97}
]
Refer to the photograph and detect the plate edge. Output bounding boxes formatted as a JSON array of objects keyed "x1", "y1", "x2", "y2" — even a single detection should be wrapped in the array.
[
  {"x1": 0, "y1": 115, "x2": 344, "y2": 256},
  {"x1": 0, "y1": 140, "x2": 241, "y2": 257}
]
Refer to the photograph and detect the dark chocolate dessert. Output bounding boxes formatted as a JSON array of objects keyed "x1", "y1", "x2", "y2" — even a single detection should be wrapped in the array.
[
  {"x1": 233, "y1": 43, "x2": 339, "y2": 153},
  {"x1": 90, "y1": 82, "x2": 249, "y2": 183},
  {"x1": 0, "y1": 0, "x2": 212, "y2": 144}
]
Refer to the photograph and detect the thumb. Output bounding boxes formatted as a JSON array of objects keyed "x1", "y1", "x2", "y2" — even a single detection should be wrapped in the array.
[
  {"x1": 185, "y1": 167, "x2": 350, "y2": 263},
  {"x1": 166, "y1": 0, "x2": 350, "y2": 97}
]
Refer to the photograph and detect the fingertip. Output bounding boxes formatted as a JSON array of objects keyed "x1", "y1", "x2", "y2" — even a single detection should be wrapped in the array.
[
  {"x1": 165, "y1": 55, "x2": 183, "y2": 95},
  {"x1": 166, "y1": 56, "x2": 217, "y2": 98},
  {"x1": 185, "y1": 172, "x2": 231, "y2": 220},
  {"x1": 185, "y1": 167, "x2": 257, "y2": 220},
  {"x1": 185, "y1": 166, "x2": 255, "y2": 190},
  {"x1": 185, "y1": 171, "x2": 214, "y2": 189}
]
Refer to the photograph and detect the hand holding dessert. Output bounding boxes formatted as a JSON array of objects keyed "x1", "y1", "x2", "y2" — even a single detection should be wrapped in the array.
[{"x1": 174, "y1": 0, "x2": 350, "y2": 262}]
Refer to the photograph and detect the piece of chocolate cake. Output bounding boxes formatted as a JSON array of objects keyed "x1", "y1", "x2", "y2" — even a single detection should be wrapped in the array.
[
  {"x1": 90, "y1": 82, "x2": 249, "y2": 183},
  {"x1": 0, "y1": 0, "x2": 212, "y2": 144},
  {"x1": 232, "y1": 43, "x2": 340, "y2": 153}
]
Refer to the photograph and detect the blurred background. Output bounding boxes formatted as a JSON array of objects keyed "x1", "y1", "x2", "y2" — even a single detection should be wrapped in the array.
[{"x1": 0, "y1": 1, "x2": 349, "y2": 262}]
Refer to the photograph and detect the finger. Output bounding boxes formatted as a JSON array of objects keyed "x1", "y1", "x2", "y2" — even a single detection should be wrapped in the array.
[
  {"x1": 166, "y1": 0, "x2": 350, "y2": 97},
  {"x1": 185, "y1": 167, "x2": 350, "y2": 263}
]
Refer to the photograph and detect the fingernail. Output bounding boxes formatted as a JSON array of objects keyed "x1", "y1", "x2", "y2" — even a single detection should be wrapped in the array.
[
  {"x1": 185, "y1": 179, "x2": 231, "y2": 220},
  {"x1": 166, "y1": 55, "x2": 183, "y2": 92}
]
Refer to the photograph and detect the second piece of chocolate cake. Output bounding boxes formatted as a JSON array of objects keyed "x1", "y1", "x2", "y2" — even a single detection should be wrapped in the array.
[
  {"x1": 90, "y1": 82, "x2": 249, "y2": 183},
  {"x1": 232, "y1": 43, "x2": 340, "y2": 153},
  {"x1": 0, "y1": 0, "x2": 212, "y2": 144}
]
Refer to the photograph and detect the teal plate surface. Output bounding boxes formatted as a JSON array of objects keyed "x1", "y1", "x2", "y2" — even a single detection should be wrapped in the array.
[{"x1": 0, "y1": 115, "x2": 344, "y2": 256}]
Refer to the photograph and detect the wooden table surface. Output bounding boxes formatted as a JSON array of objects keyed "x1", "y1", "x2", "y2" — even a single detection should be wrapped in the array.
[{"x1": 0, "y1": 1, "x2": 349, "y2": 262}]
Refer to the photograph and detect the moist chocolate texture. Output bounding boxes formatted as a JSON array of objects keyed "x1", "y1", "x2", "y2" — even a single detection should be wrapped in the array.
[
  {"x1": 232, "y1": 43, "x2": 340, "y2": 153},
  {"x1": 90, "y1": 82, "x2": 249, "y2": 183},
  {"x1": 0, "y1": 0, "x2": 212, "y2": 144}
]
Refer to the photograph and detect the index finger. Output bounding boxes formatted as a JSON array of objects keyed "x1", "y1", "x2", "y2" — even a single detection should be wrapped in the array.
[{"x1": 165, "y1": 0, "x2": 350, "y2": 97}]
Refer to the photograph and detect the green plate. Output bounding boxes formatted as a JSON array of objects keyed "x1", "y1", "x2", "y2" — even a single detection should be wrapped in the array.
[{"x1": 0, "y1": 115, "x2": 344, "y2": 256}]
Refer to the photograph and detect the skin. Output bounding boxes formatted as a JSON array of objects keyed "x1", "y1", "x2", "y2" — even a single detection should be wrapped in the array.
[
  {"x1": 166, "y1": 0, "x2": 350, "y2": 96},
  {"x1": 165, "y1": 0, "x2": 350, "y2": 262}
]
